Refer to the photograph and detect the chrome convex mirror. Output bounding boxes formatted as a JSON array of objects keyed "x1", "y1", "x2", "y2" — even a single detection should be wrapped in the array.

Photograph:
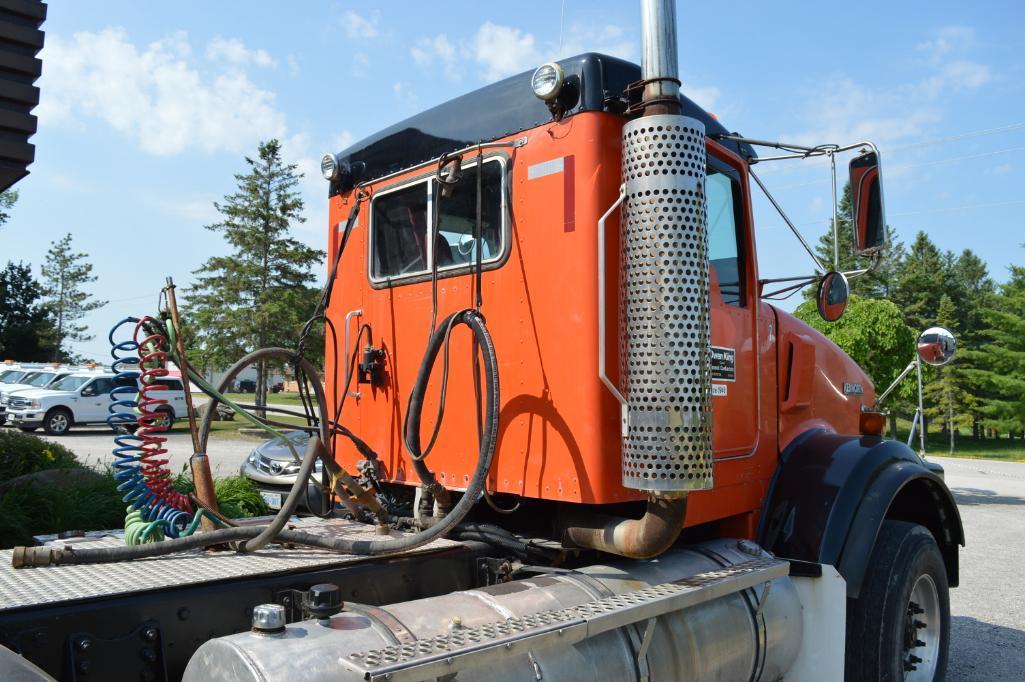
[
  {"x1": 849, "y1": 149, "x2": 886, "y2": 254},
  {"x1": 917, "y1": 326, "x2": 957, "y2": 366},
  {"x1": 816, "y1": 271, "x2": 850, "y2": 322}
]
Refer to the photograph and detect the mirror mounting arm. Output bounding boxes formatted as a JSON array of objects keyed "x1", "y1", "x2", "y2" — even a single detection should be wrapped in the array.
[{"x1": 874, "y1": 358, "x2": 918, "y2": 409}]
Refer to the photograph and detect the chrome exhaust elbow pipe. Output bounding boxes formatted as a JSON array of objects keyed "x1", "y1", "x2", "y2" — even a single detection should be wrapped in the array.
[{"x1": 559, "y1": 494, "x2": 688, "y2": 560}]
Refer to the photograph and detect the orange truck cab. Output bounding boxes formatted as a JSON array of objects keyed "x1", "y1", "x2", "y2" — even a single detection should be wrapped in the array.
[
  {"x1": 324, "y1": 52, "x2": 959, "y2": 576},
  {"x1": 313, "y1": 47, "x2": 964, "y2": 681}
]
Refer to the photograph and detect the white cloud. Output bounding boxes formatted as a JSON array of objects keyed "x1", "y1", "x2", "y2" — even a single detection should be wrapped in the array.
[
  {"x1": 411, "y1": 34, "x2": 459, "y2": 80},
  {"x1": 206, "y1": 36, "x2": 275, "y2": 68},
  {"x1": 784, "y1": 26, "x2": 992, "y2": 151},
  {"x1": 916, "y1": 60, "x2": 990, "y2": 98},
  {"x1": 38, "y1": 27, "x2": 288, "y2": 156},
  {"x1": 916, "y1": 26, "x2": 976, "y2": 62},
  {"x1": 341, "y1": 11, "x2": 379, "y2": 40},
  {"x1": 333, "y1": 131, "x2": 355, "y2": 151},
  {"x1": 162, "y1": 195, "x2": 220, "y2": 223},
  {"x1": 392, "y1": 82, "x2": 417, "y2": 107},
  {"x1": 683, "y1": 84, "x2": 720, "y2": 112},
  {"x1": 425, "y1": 20, "x2": 639, "y2": 83},
  {"x1": 472, "y1": 22, "x2": 539, "y2": 81},
  {"x1": 351, "y1": 51, "x2": 370, "y2": 79},
  {"x1": 556, "y1": 24, "x2": 634, "y2": 62}
]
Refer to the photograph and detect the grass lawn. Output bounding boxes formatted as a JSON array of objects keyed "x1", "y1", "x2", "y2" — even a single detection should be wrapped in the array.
[
  {"x1": 169, "y1": 398, "x2": 313, "y2": 441},
  {"x1": 892, "y1": 418, "x2": 1025, "y2": 462},
  {"x1": 219, "y1": 391, "x2": 311, "y2": 406}
]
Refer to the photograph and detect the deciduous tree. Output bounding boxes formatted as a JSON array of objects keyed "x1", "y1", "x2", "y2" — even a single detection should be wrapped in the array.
[
  {"x1": 0, "y1": 262, "x2": 57, "y2": 360},
  {"x1": 0, "y1": 189, "x2": 17, "y2": 229},
  {"x1": 795, "y1": 295, "x2": 917, "y2": 436}
]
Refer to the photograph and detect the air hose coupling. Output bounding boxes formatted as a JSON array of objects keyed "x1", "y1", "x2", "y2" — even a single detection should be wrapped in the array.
[{"x1": 12, "y1": 545, "x2": 71, "y2": 569}]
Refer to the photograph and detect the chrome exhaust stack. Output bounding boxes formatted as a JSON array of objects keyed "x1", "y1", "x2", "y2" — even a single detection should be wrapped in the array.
[
  {"x1": 561, "y1": 0, "x2": 712, "y2": 559},
  {"x1": 621, "y1": 0, "x2": 713, "y2": 495}
]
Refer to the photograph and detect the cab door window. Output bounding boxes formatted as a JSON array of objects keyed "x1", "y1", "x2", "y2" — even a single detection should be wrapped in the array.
[
  {"x1": 369, "y1": 157, "x2": 506, "y2": 283},
  {"x1": 706, "y1": 166, "x2": 745, "y2": 306}
]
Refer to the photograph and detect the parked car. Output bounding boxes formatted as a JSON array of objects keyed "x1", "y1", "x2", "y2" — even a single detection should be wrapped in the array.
[
  {"x1": 0, "y1": 369, "x2": 76, "y2": 426},
  {"x1": 237, "y1": 379, "x2": 256, "y2": 393},
  {"x1": 6, "y1": 373, "x2": 187, "y2": 435},
  {"x1": 238, "y1": 429, "x2": 325, "y2": 512}
]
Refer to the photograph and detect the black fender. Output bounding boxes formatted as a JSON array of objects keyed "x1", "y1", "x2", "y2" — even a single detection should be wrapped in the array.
[{"x1": 757, "y1": 430, "x2": 964, "y2": 598}]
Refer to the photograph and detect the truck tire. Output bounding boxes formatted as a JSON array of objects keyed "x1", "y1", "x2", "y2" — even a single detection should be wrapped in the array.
[
  {"x1": 42, "y1": 407, "x2": 73, "y2": 436},
  {"x1": 846, "y1": 520, "x2": 949, "y2": 681},
  {"x1": 155, "y1": 406, "x2": 175, "y2": 428}
]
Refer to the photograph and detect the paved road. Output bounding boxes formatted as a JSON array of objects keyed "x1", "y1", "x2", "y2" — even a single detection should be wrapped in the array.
[
  {"x1": 932, "y1": 456, "x2": 1025, "y2": 681},
  {"x1": 39, "y1": 428, "x2": 258, "y2": 478}
]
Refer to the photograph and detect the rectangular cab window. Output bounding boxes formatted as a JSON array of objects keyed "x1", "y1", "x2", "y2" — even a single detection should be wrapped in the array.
[
  {"x1": 370, "y1": 158, "x2": 505, "y2": 282},
  {"x1": 706, "y1": 168, "x2": 745, "y2": 306}
]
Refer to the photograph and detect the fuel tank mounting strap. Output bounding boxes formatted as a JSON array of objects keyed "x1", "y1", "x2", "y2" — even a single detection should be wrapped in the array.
[
  {"x1": 515, "y1": 565, "x2": 651, "y2": 680},
  {"x1": 343, "y1": 602, "x2": 417, "y2": 646},
  {"x1": 342, "y1": 557, "x2": 789, "y2": 682}
]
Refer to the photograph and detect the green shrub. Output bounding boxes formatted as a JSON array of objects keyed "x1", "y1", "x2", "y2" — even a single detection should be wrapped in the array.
[
  {"x1": 0, "y1": 470, "x2": 125, "y2": 548},
  {"x1": 173, "y1": 471, "x2": 270, "y2": 519},
  {"x1": 213, "y1": 475, "x2": 270, "y2": 519},
  {"x1": 0, "y1": 430, "x2": 79, "y2": 480},
  {"x1": 0, "y1": 431, "x2": 268, "y2": 547}
]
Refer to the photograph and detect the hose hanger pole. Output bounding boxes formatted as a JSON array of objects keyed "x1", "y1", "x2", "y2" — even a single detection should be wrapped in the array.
[{"x1": 164, "y1": 277, "x2": 220, "y2": 529}]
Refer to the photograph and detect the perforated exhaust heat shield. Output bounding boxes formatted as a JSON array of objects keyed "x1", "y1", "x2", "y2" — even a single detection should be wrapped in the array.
[{"x1": 620, "y1": 114, "x2": 714, "y2": 493}]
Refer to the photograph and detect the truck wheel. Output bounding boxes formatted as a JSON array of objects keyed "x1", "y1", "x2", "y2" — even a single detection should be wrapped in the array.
[
  {"x1": 42, "y1": 408, "x2": 73, "y2": 436},
  {"x1": 846, "y1": 520, "x2": 949, "y2": 681},
  {"x1": 155, "y1": 407, "x2": 174, "y2": 428}
]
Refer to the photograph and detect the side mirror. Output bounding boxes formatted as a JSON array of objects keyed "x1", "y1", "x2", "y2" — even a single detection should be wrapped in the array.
[
  {"x1": 849, "y1": 149, "x2": 886, "y2": 254},
  {"x1": 80, "y1": 386, "x2": 96, "y2": 397},
  {"x1": 817, "y1": 271, "x2": 849, "y2": 322},
  {"x1": 917, "y1": 326, "x2": 957, "y2": 366}
]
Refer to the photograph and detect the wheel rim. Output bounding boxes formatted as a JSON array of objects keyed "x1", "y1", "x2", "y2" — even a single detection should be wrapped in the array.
[
  {"x1": 50, "y1": 413, "x2": 68, "y2": 433},
  {"x1": 903, "y1": 573, "x2": 941, "y2": 680}
]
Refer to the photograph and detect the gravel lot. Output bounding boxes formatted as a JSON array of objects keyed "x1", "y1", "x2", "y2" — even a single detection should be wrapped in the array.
[
  {"x1": 25, "y1": 432, "x2": 1024, "y2": 678},
  {"x1": 932, "y1": 456, "x2": 1025, "y2": 681},
  {"x1": 39, "y1": 428, "x2": 257, "y2": 478}
]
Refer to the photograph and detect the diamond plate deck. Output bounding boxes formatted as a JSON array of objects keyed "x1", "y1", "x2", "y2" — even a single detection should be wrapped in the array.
[
  {"x1": 344, "y1": 556, "x2": 788, "y2": 682},
  {"x1": 0, "y1": 518, "x2": 458, "y2": 612}
]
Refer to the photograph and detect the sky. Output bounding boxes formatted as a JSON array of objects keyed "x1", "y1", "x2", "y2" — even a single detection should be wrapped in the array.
[{"x1": 2, "y1": 0, "x2": 1023, "y2": 362}]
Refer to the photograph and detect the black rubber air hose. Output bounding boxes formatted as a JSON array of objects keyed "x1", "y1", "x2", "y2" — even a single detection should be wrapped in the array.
[
  {"x1": 13, "y1": 314, "x2": 502, "y2": 568},
  {"x1": 402, "y1": 309, "x2": 500, "y2": 508}
]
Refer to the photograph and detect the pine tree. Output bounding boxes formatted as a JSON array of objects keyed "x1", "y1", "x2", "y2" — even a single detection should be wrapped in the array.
[
  {"x1": 805, "y1": 183, "x2": 904, "y2": 300},
  {"x1": 891, "y1": 231, "x2": 947, "y2": 332},
  {"x1": 0, "y1": 261, "x2": 57, "y2": 360},
  {"x1": 922, "y1": 294, "x2": 975, "y2": 453},
  {"x1": 186, "y1": 139, "x2": 325, "y2": 412},
  {"x1": 950, "y1": 249, "x2": 995, "y2": 438},
  {"x1": 40, "y1": 233, "x2": 107, "y2": 361},
  {"x1": 964, "y1": 266, "x2": 1025, "y2": 437}
]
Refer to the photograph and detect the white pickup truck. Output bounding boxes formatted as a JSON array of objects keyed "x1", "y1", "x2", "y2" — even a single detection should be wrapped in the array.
[
  {"x1": 6, "y1": 371, "x2": 186, "y2": 435},
  {"x1": 0, "y1": 368, "x2": 78, "y2": 425}
]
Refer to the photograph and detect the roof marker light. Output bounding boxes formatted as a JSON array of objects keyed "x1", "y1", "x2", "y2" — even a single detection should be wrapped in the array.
[
  {"x1": 320, "y1": 153, "x2": 340, "y2": 181},
  {"x1": 531, "y1": 62, "x2": 564, "y2": 102}
]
